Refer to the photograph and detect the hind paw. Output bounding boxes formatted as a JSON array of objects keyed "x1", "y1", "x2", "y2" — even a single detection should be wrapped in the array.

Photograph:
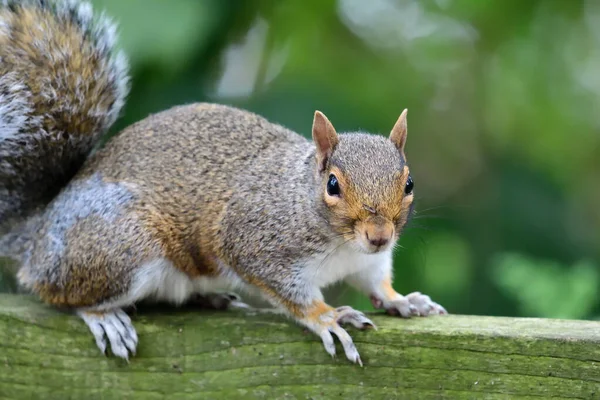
[
  {"x1": 188, "y1": 292, "x2": 250, "y2": 310},
  {"x1": 78, "y1": 308, "x2": 138, "y2": 360}
]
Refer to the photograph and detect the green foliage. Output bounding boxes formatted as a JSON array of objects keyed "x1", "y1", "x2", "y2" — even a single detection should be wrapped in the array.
[
  {"x1": 492, "y1": 253, "x2": 599, "y2": 320},
  {"x1": 92, "y1": 0, "x2": 222, "y2": 73},
  {"x1": 417, "y1": 233, "x2": 473, "y2": 299}
]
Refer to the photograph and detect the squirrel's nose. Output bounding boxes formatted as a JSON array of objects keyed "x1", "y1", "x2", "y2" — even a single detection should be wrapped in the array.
[
  {"x1": 366, "y1": 232, "x2": 390, "y2": 248},
  {"x1": 362, "y1": 217, "x2": 394, "y2": 250}
]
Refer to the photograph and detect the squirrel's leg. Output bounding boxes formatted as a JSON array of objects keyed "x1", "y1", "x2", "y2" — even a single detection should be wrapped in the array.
[
  {"x1": 16, "y1": 179, "x2": 174, "y2": 360},
  {"x1": 344, "y1": 252, "x2": 447, "y2": 317},
  {"x1": 266, "y1": 291, "x2": 373, "y2": 365}
]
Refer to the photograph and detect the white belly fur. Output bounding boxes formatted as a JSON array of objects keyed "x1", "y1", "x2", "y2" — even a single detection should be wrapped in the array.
[
  {"x1": 90, "y1": 258, "x2": 245, "y2": 310},
  {"x1": 88, "y1": 243, "x2": 389, "y2": 311},
  {"x1": 302, "y1": 242, "x2": 391, "y2": 289}
]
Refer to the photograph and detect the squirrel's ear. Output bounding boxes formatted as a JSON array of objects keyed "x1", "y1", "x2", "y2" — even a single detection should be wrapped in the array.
[
  {"x1": 390, "y1": 109, "x2": 408, "y2": 159},
  {"x1": 312, "y1": 111, "x2": 339, "y2": 172}
]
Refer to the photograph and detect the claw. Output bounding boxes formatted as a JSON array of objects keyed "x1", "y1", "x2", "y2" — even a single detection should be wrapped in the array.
[
  {"x1": 336, "y1": 306, "x2": 377, "y2": 330},
  {"x1": 320, "y1": 330, "x2": 337, "y2": 357},
  {"x1": 354, "y1": 354, "x2": 363, "y2": 367},
  {"x1": 329, "y1": 323, "x2": 362, "y2": 365},
  {"x1": 361, "y1": 319, "x2": 377, "y2": 329}
]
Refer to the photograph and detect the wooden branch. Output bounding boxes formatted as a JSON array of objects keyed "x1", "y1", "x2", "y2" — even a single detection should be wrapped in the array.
[{"x1": 1, "y1": 294, "x2": 599, "y2": 399}]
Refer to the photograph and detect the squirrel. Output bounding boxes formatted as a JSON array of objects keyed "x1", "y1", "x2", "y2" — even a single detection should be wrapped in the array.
[{"x1": 0, "y1": 0, "x2": 446, "y2": 365}]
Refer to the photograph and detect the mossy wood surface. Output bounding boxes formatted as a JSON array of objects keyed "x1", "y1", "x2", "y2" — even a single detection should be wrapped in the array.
[{"x1": 1, "y1": 294, "x2": 599, "y2": 399}]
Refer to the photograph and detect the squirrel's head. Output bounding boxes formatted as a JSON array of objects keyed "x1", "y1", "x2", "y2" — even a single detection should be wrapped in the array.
[{"x1": 312, "y1": 110, "x2": 414, "y2": 254}]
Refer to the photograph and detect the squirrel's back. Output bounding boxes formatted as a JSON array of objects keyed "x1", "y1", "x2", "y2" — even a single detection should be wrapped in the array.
[
  {"x1": 80, "y1": 103, "x2": 309, "y2": 184},
  {"x1": 69, "y1": 103, "x2": 313, "y2": 239},
  {"x1": 0, "y1": 0, "x2": 129, "y2": 230}
]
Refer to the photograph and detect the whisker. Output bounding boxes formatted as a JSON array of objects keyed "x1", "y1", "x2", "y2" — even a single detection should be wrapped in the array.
[
  {"x1": 411, "y1": 215, "x2": 447, "y2": 221},
  {"x1": 414, "y1": 205, "x2": 452, "y2": 213},
  {"x1": 415, "y1": 204, "x2": 474, "y2": 214},
  {"x1": 403, "y1": 224, "x2": 433, "y2": 232}
]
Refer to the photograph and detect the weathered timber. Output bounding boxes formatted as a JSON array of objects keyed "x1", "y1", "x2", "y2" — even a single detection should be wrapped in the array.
[{"x1": 0, "y1": 294, "x2": 599, "y2": 399}]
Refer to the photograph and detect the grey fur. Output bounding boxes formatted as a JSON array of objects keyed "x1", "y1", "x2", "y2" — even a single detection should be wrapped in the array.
[
  {"x1": 220, "y1": 125, "x2": 408, "y2": 298},
  {"x1": 32, "y1": 173, "x2": 134, "y2": 262},
  {"x1": 17, "y1": 171, "x2": 160, "y2": 305},
  {"x1": 0, "y1": 0, "x2": 129, "y2": 237},
  {"x1": 12, "y1": 103, "x2": 412, "y2": 307}
]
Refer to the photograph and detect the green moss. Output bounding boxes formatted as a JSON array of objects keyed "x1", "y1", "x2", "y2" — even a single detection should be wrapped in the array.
[{"x1": 1, "y1": 294, "x2": 599, "y2": 399}]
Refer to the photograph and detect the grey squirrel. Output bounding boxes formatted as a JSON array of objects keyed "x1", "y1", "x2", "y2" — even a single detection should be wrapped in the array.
[{"x1": 0, "y1": 0, "x2": 446, "y2": 365}]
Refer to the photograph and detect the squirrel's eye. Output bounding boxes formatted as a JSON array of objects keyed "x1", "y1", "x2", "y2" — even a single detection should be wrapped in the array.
[
  {"x1": 405, "y1": 175, "x2": 414, "y2": 195},
  {"x1": 327, "y1": 174, "x2": 341, "y2": 197}
]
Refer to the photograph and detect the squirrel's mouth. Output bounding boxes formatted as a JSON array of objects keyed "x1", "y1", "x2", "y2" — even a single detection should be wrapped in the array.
[
  {"x1": 351, "y1": 232, "x2": 395, "y2": 254},
  {"x1": 357, "y1": 239, "x2": 393, "y2": 254},
  {"x1": 353, "y1": 220, "x2": 395, "y2": 254}
]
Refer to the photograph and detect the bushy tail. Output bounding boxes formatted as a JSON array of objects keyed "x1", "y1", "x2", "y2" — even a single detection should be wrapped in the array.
[{"x1": 0, "y1": 0, "x2": 129, "y2": 236}]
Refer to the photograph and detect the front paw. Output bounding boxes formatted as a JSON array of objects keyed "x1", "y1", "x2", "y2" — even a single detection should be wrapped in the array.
[
  {"x1": 300, "y1": 302, "x2": 369, "y2": 366},
  {"x1": 405, "y1": 292, "x2": 447, "y2": 316},
  {"x1": 319, "y1": 320, "x2": 364, "y2": 366},
  {"x1": 371, "y1": 292, "x2": 447, "y2": 317}
]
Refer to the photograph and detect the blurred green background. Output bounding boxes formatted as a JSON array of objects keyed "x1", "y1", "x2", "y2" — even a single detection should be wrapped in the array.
[{"x1": 2, "y1": 0, "x2": 599, "y2": 320}]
